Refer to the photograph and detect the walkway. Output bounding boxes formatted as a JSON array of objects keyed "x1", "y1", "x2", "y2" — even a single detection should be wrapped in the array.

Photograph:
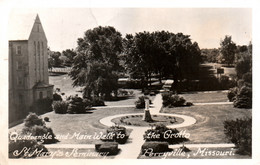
[{"x1": 99, "y1": 93, "x2": 197, "y2": 159}]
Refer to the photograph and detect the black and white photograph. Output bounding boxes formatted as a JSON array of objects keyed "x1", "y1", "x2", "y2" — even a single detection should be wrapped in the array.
[{"x1": 0, "y1": 0, "x2": 260, "y2": 164}]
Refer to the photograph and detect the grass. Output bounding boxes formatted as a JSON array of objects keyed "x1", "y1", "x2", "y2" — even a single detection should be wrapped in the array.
[
  {"x1": 111, "y1": 115, "x2": 184, "y2": 127},
  {"x1": 180, "y1": 91, "x2": 229, "y2": 103},
  {"x1": 9, "y1": 106, "x2": 140, "y2": 144},
  {"x1": 161, "y1": 104, "x2": 251, "y2": 144},
  {"x1": 40, "y1": 107, "x2": 139, "y2": 144}
]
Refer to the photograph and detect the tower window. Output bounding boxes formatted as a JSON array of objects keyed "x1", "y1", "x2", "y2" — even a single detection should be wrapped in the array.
[
  {"x1": 16, "y1": 61, "x2": 23, "y2": 70},
  {"x1": 41, "y1": 42, "x2": 44, "y2": 56},
  {"x1": 34, "y1": 41, "x2": 36, "y2": 56},
  {"x1": 16, "y1": 46, "x2": 21, "y2": 55},
  {"x1": 37, "y1": 42, "x2": 40, "y2": 56}
]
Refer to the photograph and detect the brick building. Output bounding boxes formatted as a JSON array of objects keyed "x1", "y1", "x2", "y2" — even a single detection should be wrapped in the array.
[{"x1": 9, "y1": 14, "x2": 53, "y2": 124}]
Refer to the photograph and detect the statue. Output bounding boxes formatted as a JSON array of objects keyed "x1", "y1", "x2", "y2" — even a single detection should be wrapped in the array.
[{"x1": 142, "y1": 97, "x2": 153, "y2": 122}]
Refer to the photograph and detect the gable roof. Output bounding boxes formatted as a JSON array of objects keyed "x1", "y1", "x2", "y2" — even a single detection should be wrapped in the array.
[{"x1": 8, "y1": 13, "x2": 38, "y2": 41}]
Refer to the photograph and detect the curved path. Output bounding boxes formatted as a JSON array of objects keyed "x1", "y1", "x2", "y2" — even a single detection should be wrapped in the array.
[
  {"x1": 99, "y1": 112, "x2": 196, "y2": 129},
  {"x1": 99, "y1": 94, "x2": 197, "y2": 159}
]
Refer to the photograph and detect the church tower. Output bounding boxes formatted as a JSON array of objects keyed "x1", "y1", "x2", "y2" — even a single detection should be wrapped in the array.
[{"x1": 9, "y1": 14, "x2": 53, "y2": 124}]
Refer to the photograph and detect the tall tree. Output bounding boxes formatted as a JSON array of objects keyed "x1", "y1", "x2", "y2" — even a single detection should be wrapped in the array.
[
  {"x1": 220, "y1": 35, "x2": 237, "y2": 66},
  {"x1": 69, "y1": 26, "x2": 123, "y2": 99},
  {"x1": 123, "y1": 31, "x2": 201, "y2": 91},
  {"x1": 62, "y1": 49, "x2": 77, "y2": 66}
]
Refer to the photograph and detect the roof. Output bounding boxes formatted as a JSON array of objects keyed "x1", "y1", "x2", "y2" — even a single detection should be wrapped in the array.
[
  {"x1": 8, "y1": 13, "x2": 39, "y2": 41},
  {"x1": 33, "y1": 82, "x2": 54, "y2": 89}
]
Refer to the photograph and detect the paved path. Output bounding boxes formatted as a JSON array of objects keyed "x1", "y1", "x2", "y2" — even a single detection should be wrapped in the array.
[
  {"x1": 45, "y1": 93, "x2": 234, "y2": 159},
  {"x1": 99, "y1": 93, "x2": 197, "y2": 159},
  {"x1": 98, "y1": 91, "x2": 235, "y2": 159}
]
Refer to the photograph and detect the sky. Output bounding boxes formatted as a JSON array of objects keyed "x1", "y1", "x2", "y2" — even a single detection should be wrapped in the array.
[{"x1": 8, "y1": 8, "x2": 252, "y2": 52}]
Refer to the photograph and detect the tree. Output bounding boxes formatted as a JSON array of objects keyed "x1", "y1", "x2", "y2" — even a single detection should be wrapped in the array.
[
  {"x1": 123, "y1": 31, "x2": 201, "y2": 91},
  {"x1": 220, "y1": 35, "x2": 237, "y2": 66},
  {"x1": 48, "y1": 58, "x2": 54, "y2": 71},
  {"x1": 49, "y1": 51, "x2": 62, "y2": 67},
  {"x1": 69, "y1": 26, "x2": 123, "y2": 99},
  {"x1": 62, "y1": 49, "x2": 77, "y2": 66}
]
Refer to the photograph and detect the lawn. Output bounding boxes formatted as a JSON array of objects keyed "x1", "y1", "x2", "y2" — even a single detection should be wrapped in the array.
[
  {"x1": 179, "y1": 91, "x2": 229, "y2": 103},
  {"x1": 161, "y1": 104, "x2": 251, "y2": 144},
  {"x1": 9, "y1": 106, "x2": 143, "y2": 144}
]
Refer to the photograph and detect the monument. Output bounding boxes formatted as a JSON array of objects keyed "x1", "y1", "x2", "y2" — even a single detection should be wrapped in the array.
[{"x1": 142, "y1": 97, "x2": 153, "y2": 122}]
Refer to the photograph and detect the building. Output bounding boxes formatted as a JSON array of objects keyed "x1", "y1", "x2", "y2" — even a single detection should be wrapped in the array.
[{"x1": 9, "y1": 13, "x2": 53, "y2": 124}]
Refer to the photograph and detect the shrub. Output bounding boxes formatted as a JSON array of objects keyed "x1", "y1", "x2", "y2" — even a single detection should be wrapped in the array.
[
  {"x1": 53, "y1": 93, "x2": 62, "y2": 101},
  {"x1": 242, "y1": 72, "x2": 252, "y2": 84},
  {"x1": 22, "y1": 113, "x2": 58, "y2": 144},
  {"x1": 24, "y1": 112, "x2": 45, "y2": 127},
  {"x1": 52, "y1": 101, "x2": 68, "y2": 114},
  {"x1": 67, "y1": 95, "x2": 86, "y2": 114},
  {"x1": 95, "y1": 142, "x2": 119, "y2": 155},
  {"x1": 91, "y1": 97, "x2": 105, "y2": 106},
  {"x1": 185, "y1": 102, "x2": 193, "y2": 106},
  {"x1": 233, "y1": 86, "x2": 252, "y2": 108},
  {"x1": 162, "y1": 93, "x2": 191, "y2": 107},
  {"x1": 224, "y1": 117, "x2": 252, "y2": 155},
  {"x1": 9, "y1": 138, "x2": 48, "y2": 158},
  {"x1": 135, "y1": 96, "x2": 151, "y2": 109},
  {"x1": 102, "y1": 125, "x2": 129, "y2": 144},
  {"x1": 219, "y1": 75, "x2": 230, "y2": 89},
  {"x1": 143, "y1": 124, "x2": 189, "y2": 144},
  {"x1": 82, "y1": 98, "x2": 92, "y2": 109},
  {"x1": 227, "y1": 87, "x2": 238, "y2": 102},
  {"x1": 44, "y1": 117, "x2": 50, "y2": 122},
  {"x1": 22, "y1": 125, "x2": 59, "y2": 144},
  {"x1": 141, "y1": 142, "x2": 170, "y2": 155}
]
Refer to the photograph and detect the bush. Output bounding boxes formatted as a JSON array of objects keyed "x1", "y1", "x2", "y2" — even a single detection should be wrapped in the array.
[
  {"x1": 91, "y1": 97, "x2": 105, "y2": 106},
  {"x1": 9, "y1": 138, "x2": 48, "y2": 158},
  {"x1": 44, "y1": 117, "x2": 50, "y2": 122},
  {"x1": 227, "y1": 87, "x2": 238, "y2": 102},
  {"x1": 141, "y1": 142, "x2": 170, "y2": 155},
  {"x1": 22, "y1": 125, "x2": 59, "y2": 144},
  {"x1": 162, "y1": 93, "x2": 191, "y2": 107},
  {"x1": 101, "y1": 125, "x2": 129, "y2": 144},
  {"x1": 143, "y1": 124, "x2": 189, "y2": 144},
  {"x1": 95, "y1": 142, "x2": 119, "y2": 155},
  {"x1": 24, "y1": 112, "x2": 45, "y2": 127},
  {"x1": 224, "y1": 117, "x2": 252, "y2": 155},
  {"x1": 219, "y1": 75, "x2": 230, "y2": 89},
  {"x1": 67, "y1": 95, "x2": 86, "y2": 114},
  {"x1": 22, "y1": 113, "x2": 58, "y2": 144},
  {"x1": 52, "y1": 101, "x2": 68, "y2": 114},
  {"x1": 242, "y1": 72, "x2": 252, "y2": 84},
  {"x1": 53, "y1": 93, "x2": 62, "y2": 101},
  {"x1": 233, "y1": 86, "x2": 252, "y2": 108},
  {"x1": 135, "y1": 96, "x2": 151, "y2": 109},
  {"x1": 185, "y1": 102, "x2": 193, "y2": 106},
  {"x1": 82, "y1": 98, "x2": 92, "y2": 109}
]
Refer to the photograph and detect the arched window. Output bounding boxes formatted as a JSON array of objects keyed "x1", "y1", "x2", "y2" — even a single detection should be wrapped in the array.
[
  {"x1": 37, "y1": 42, "x2": 40, "y2": 56},
  {"x1": 34, "y1": 41, "x2": 36, "y2": 56},
  {"x1": 41, "y1": 42, "x2": 44, "y2": 56}
]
